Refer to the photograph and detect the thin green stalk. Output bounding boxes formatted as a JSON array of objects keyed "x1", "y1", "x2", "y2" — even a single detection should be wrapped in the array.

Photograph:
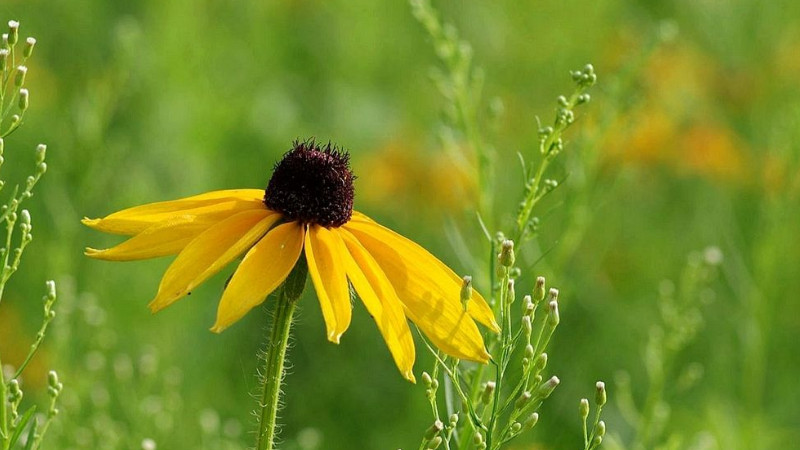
[
  {"x1": 585, "y1": 405, "x2": 604, "y2": 450},
  {"x1": 0, "y1": 353, "x2": 7, "y2": 445},
  {"x1": 418, "y1": 332, "x2": 485, "y2": 432},
  {"x1": 485, "y1": 267, "x2": 512, "y2": 449},
  {"x1": 14, "y1": 282, "x2": 56, "y2": 379},
  {"x1": 255, "y1": 258, "x2": 307, "y2": 450},
  {"x1": 513, "y1": 66, "x2": 596, "y2": 244}
]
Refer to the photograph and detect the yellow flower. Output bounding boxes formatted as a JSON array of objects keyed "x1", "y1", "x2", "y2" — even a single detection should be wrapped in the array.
[{"x1": 83, "y1": 140, "x2": 499, "y2": 382}]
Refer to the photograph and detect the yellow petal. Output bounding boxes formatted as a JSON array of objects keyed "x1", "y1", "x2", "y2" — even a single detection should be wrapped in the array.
[
  {"x1": 83, "y1": 189, "x2": 266, "y2": 235},
  {"x1": 350, "y1": 210, "x2": 374, "y2": 223},
  {"x1": 338, "y1": 229, "x2": 416, "y2": 382},
  {"x1": 85, "y1": 213, "x2": 234, "y2": 261},
  {"x1": 347, "y1": 214, "x2": 499, "y2": 333},
  {"x1": 211, "y1": 222, "x2": 305, "y2": 333},
  {"x1": 148, "y1": 209, "x2": 277, "y2": 313},
  {"x1": 305, "y1": 225, "x2": 352, "y2": 343},
  {"x1": 344, "y1": 221, "x2": 490, "y2": 363}
]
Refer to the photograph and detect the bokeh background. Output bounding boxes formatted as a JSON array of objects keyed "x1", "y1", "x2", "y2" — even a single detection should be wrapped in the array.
[{"x1": 1, "y1": 0, "x2": 799, "y2": 448}]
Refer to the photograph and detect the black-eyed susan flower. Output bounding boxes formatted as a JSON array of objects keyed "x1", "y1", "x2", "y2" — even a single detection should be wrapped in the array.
[{"x1": 83, "y1": 140, "x2": 499, "y2": 381}]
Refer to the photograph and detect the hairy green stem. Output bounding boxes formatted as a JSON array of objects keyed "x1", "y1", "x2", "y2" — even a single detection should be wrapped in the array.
[{"x1": 255, "y1": 258, "x2": 307, "y2": 450}]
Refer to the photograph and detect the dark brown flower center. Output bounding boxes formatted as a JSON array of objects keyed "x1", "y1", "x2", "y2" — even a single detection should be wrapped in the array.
[{"x1": 263, "y1": 139, "x2": 355, "y2": 228}]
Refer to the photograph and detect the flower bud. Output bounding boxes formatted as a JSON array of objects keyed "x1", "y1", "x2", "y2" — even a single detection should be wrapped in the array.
[
  {"x1": 36, "y1": 144, "x2": 47, "y2": 163},
  {"x1": 522, "y1": 295, "x2": 533, "y2": 316},
  {"x1": 0, "y1": 48, "x2": 8, "y2": 72},
  {"x1": 523, "y1": 412, "x2": 539, "y2": 430},
  {"x1": 534, "y1": 352, "x2": 548, "y2": 373},
  {"x1": 480, "y1": 381, "x2": 495, "y2": 404},
  {"x1": 510, "y1": 422, "x2": 522, "y2": 433},
  {"x1": 595, "y1": 381, "x2": 607, "y2": 407},
  {"x1": 426, "y1": 436, "x2": 442, "y2": 449},
  {"x1": 449, "y1": 413, "x2": 458, "y2": 427},
  {"x1": 45, "y1": 280, "x2": 56, "y2": 301},
  {"x1": 524, "y1": 344, "x2": 534, "y2": 360},
  {"x1": 536, "y1": 376, "x2": 560, "y2": 399},
  {"x1": 23, "y1": 37, "x2": 36, "y2": 58},
  {"x1": 498, "y1": 240, "x2": 515, "y2": 267},
  {"x1": 14, "y1": 65, "x2": 27, "y2": 87},
  {"x1": 514, "y1": 391, "x2": 532, "y2": 409},
  {"x1": 533, "y1": 277, "x2": 546, "y2": 303},
  {"x1": 596, "y1": 420, "x2": 606, "y2": 437},
  {"x1": 522, "y1": 315, "x2": 532, "y2": 340},
  {"x1": 424, "y1": 420, "x2": 443, "y2": 440},
  {"x1": 506, "y1": 279, "x2": 515, "y2": 304},
  {"x1": 8, "y1": 21, "x2": 19, "y2": 46},
  {"x1": 547, "y1": 299, "x2": 560, "y2": 327},
  {"x1": 579, "y1": 398, "x2": 590, "y2": 419},
  {"x1": 18, "y1": 88, "x2": 29, "y2": 111},
  {"x1": 422, "y1": 371, "x2": 432, "y2": 387},
  {"x1": 460, "y1": 275, "x2": 472, "y2": 310},
  {"x1": 48, "y1": 370, "x2": 61, "y2": 389},
  {"x1": 8, "y1": 379, "x2": 21, "y2": 400},
  {"x1": 20, "y1": 209, "x2": 30, "y2": 226},
  {"x1": 473, "y1": 432, "x2": 484, "y2": 444}
]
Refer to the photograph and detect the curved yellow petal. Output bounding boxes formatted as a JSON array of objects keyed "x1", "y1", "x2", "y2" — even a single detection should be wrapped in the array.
[
  {"x1": 85, "y1": 213, "x2": 238, "y2": 261},
  {"x1": 305, "y1": 225, "x2": 352, "y2": 343},
  {"x1": 350, "y1": 210, "x2": 374, "y2": 223},
  {"x1": 211, "y1": 222, "x2": 305, "y2": 333},
  {"x1": 148, "y1": 209, "x2": 277, "y2": 313},
  {"x1": 344, "y1": 222, "x2": 490, "y2": 363},
  {"x1": 337, "y1": 229, "x2": 416, "y2": 382},
  {"x1": 83, "y1": 189, "x2": 266, "y2": 235},
  {"x1": 347, "y1": 214, "x2": 499, "y2": 333}
]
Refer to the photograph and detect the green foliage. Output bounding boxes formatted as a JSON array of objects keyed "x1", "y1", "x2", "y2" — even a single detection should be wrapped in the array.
[
  {"x1": 410, "y1": 3, "x2": 605, "y2": 448},
  {"x1": 1, "y1": 0, "x2": 799, "y2": 449},
  {"x1": 0, "y1": 19, "x2": 60, "y2": 450}
]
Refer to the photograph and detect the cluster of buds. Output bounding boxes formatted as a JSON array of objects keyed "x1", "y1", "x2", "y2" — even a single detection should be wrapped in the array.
[
  {"x1": 473, "y1": 431, "x2": 487, "y2": 450},
  {"x1": 536, "y1": 63, "x2": 597, "y2": 158},
  {"x1": 18, "y1": 209, "x2": 32, "y2": 243},
  {"x1": 1, "y1": 20, "x2": 37, "y2": 135},
  {"x1": 421, "y1": 371, "x2": 439, "y2": 403},
  {"x1": 571, "y1": 63, "x2": 597, "y2": 89},
  {"x1": 580, "y1": 381, "x2": 608, "y2": 448},
  {"x1": 7, "y1": 379, "x2": 23, "y2": 421}
]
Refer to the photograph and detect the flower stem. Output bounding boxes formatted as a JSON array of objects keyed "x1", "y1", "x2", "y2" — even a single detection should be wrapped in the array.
[{"x1": 255, "y1": 256, "x2": 308, "y2": 450}]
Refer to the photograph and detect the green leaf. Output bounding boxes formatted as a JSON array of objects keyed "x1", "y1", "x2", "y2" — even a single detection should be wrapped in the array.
[
  {"x1": 23, "y1": 415, "x2": 39, "y2": 450},
  {"x1": 9, "y1": 405, "x2": 36, "y2": 447}
]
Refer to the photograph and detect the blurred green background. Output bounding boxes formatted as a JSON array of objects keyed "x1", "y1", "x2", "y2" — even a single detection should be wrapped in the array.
[{"x1": 1, "y1": 0, "x2": 799, "y2": 448}]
